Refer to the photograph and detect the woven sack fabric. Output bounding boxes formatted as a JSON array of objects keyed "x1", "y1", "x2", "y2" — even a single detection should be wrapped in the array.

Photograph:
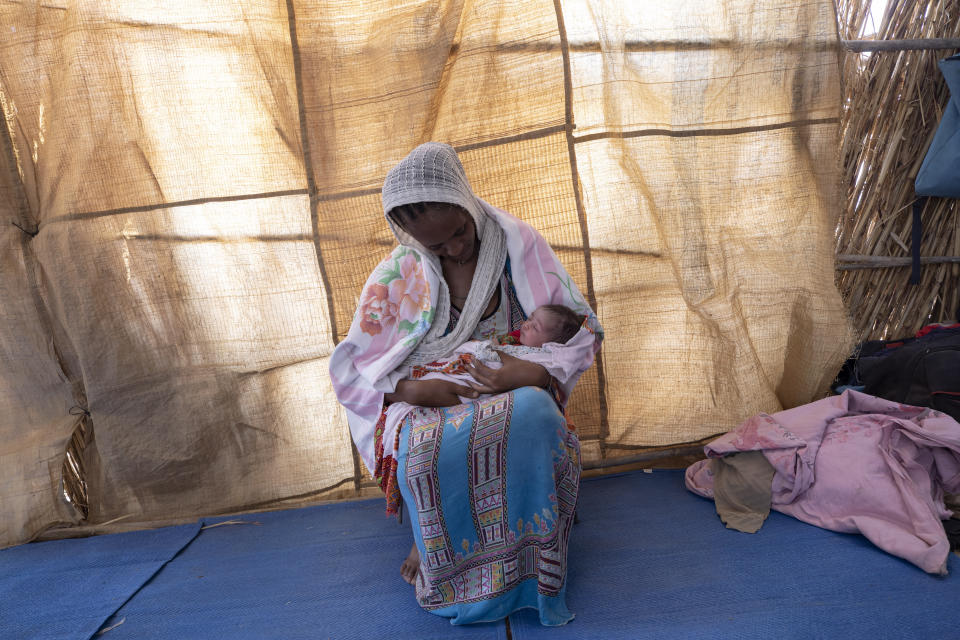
[{"x1": 0, "y1": 0, "x2": 850, "y2": 546}]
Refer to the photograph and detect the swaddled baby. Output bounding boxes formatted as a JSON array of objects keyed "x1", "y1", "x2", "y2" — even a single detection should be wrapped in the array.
[{"x1": 407, "y1": 304, "x2": 583, "y2": 400}]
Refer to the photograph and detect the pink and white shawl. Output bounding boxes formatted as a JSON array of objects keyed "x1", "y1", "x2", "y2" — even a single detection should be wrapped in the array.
[
  {"x1": 329, "y1": 203, "x2": 603, "y2": 478},
  {"x1": 685, "y1": 389, "x2": 960, "y2": 574}
]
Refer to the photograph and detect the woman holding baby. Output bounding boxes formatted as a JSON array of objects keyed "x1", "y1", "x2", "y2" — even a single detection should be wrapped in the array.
[{"x1": 329, "y1": 142, "x2": 602, "y2": 626}]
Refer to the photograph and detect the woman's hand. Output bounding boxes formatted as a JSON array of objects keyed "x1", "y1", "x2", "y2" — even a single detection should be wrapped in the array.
[
  {"x1": 465, "y1": 352, "x2": 551, "y2": 395},
  {"x1": 385, "y1": 378, "x2": 479, "y2": 407}
]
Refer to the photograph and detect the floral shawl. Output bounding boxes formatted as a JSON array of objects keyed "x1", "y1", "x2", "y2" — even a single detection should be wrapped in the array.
[{"x1": 329, "y1": 202, "x2": 603, "y2": 480}]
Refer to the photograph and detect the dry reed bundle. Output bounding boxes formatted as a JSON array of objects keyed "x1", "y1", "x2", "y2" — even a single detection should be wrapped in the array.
[
  {"x1": 835, "y1": 0, "x2": 960, "y2": 341},
  {"x1": 62, "y1": 415, "x2": 89, "y2": 519}
]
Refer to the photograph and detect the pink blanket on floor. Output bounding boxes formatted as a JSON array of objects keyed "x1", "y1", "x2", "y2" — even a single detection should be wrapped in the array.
[{"x1": 685, "y1": 390, "x2": 960, "y2": 574}]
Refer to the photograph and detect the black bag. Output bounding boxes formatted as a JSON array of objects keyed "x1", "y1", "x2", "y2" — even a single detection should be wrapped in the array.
[{"x1": 855, "y1": 326, "x2": 960, "y2": 421}]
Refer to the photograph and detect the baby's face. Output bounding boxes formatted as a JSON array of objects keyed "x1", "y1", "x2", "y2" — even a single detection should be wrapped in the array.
[{"x1": 519, "y1": 308, "x2": 557, "y2": 347}]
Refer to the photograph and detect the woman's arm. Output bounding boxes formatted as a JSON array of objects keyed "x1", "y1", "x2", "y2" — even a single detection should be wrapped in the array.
[
  {"x1": 385, "y1": 378, "x2": 480, "y2": 407},
  {"x1": 464, "y1": 352, "x2": 551, "y2": 395}
]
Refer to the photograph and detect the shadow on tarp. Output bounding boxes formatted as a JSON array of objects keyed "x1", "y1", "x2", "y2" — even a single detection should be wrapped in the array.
[{"x1": 510, "y1": 470, "x2": 958, "y2": 640}]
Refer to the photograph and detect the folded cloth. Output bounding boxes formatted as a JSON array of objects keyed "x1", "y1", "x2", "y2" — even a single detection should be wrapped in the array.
[{"x1": 711, "y1": 451, "x2": 775, "y2": 534}]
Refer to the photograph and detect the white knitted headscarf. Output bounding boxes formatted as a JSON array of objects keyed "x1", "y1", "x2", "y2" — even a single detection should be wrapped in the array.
[{"x1": 382, "y1": 142, "x2": 507, "y2": 365}]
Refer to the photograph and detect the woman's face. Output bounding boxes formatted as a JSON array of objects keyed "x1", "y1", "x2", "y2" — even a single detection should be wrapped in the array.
[{"x1": 401, "y1": 204, "x2": 478, "y2": 264}]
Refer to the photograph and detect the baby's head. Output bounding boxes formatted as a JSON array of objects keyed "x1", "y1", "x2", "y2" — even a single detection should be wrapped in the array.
[{"x1": 519, "y1": 304, "x2": 583, "y2": 347}]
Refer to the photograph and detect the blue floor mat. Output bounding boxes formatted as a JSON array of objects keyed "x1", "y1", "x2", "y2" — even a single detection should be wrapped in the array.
[
  {"x1": 510, "y1": 469, "x2": 959, "y2": 640},
  {"x1": 4, "y1": 470, "x2": 957, "y2": 639},
  {"x1": 0, "y1": 522, "x2": 201, "y2": 640},
  {"x1": 97, "y1": 498, "x2": 505, "y2": 640}
]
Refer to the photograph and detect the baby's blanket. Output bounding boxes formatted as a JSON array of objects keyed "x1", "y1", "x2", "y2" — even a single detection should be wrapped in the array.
[
  {"x1": 685, "y1": 389, "x2": 960, "y2": 574},
  {"x1": 386, "y1": 339, "x2": 583, "y2": 429},
  {"x1": 329, "y1": 203, "x2": 603, "y2": 477}
]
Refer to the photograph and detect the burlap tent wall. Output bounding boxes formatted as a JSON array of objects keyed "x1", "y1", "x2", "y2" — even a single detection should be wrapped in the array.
[{"x1": 0, "y1": 0, "x2": 851, "y2": 548}]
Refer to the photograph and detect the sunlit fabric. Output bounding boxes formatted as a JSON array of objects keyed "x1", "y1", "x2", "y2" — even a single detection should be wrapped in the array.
[{"x1": 0, "y1": 0, "x2": 850, "y2": 547}]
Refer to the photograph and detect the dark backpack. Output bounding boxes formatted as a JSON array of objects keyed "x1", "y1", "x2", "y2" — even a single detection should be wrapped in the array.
[{"x1": 853, "y1": 325, "x2": 960, "y2": 421}]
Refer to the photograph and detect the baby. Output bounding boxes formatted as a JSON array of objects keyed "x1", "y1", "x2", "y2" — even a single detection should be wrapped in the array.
[
  {"x1": 407, "y1": 304, "x2": 583, "y2": 396},
  {"x1": 504, "y1": 304, "x2": 583, "y2": 349}
]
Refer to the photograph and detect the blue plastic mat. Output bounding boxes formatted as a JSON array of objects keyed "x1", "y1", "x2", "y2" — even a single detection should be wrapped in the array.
[
  {"x1": 5, "y1": 470, "x2": 957, "y2": 639},
  {"x1": 97, "y1": 498, "x2": 506, "y2": 640},
  {"x1": 0, "y1": 522, "x2": 202, "y2": 640},
  {"x1": 510, "y1": 469, "x2": 959, "y2": 640}
]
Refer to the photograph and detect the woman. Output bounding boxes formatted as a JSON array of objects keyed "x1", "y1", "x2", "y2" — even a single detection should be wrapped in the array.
[{"x1": 329, "y1": 142, "x2": 602, "y2": 626}]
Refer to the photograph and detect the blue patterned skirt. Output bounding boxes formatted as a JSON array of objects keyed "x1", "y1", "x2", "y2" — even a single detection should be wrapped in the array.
[{"x1": 396, "y1": 386, "x2": 580, "y2": 626}]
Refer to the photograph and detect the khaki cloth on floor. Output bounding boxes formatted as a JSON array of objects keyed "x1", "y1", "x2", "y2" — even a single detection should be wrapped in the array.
[{"x1": 711, "y1": 452, "x2": 776, "y2": 534}]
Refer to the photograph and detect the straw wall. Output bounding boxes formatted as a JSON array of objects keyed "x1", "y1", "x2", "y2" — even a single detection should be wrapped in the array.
[{"x1": 836, "y1": 0, "x2": 960, "y2": 340}]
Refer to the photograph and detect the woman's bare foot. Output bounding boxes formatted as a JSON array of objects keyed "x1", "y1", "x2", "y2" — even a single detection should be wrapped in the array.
[{"x1": 401, "y1": 544, "x2": 420, "y2": 585}]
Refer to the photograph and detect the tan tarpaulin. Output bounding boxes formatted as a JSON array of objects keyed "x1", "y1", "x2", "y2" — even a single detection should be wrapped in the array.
[{"x1": 0, "y1": 0, "x2": 851, "y2": 548}]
